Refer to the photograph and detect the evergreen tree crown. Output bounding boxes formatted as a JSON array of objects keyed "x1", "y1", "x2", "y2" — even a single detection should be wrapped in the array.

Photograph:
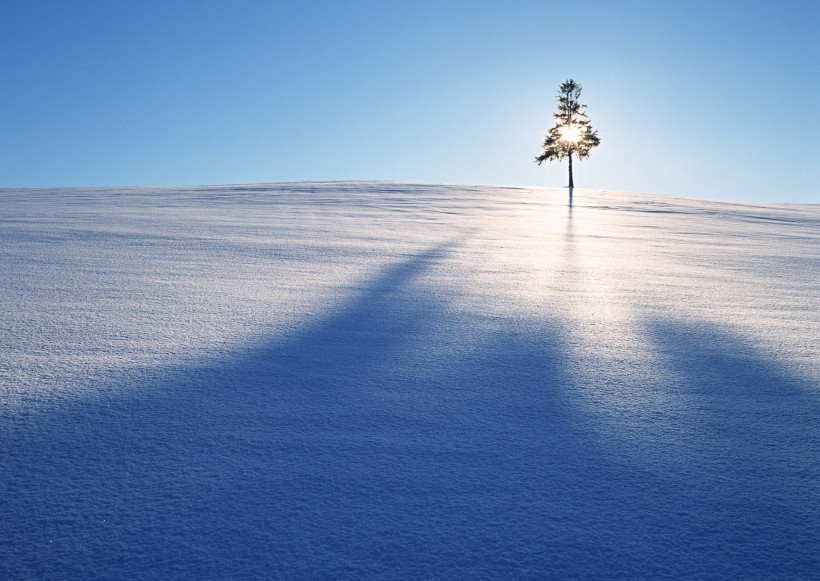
[{"x1": 536, "y1": 79, "x2": 600, "y2": 165}]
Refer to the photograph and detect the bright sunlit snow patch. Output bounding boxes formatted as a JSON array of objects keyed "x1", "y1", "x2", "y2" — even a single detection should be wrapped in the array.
[{"x1": 0, "y1": 182, "x2": 818, "y2": 578}]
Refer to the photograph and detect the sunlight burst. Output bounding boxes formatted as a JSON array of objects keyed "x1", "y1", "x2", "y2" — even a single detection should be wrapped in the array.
[{"x1": 559, "y1": 123, "x2": 582, "y2": 143}]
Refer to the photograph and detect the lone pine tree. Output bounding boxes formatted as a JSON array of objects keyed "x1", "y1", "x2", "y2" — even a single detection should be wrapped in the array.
[{"x1": 535, "y1": 79, "x2": 600, "y2": 188}]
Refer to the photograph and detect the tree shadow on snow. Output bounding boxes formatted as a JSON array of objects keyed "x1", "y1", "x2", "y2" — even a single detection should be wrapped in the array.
[
  {"x1": 637, "y1": 319, "x2": 820, "y2": 577},
  {"x1": 1, "y1": 246, "x2": 819, "y2": 579}
]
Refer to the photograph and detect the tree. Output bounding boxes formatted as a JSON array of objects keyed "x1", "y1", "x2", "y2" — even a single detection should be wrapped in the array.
[{"x1": 535, "y1": 79, "x2": 600, "y2": 189}]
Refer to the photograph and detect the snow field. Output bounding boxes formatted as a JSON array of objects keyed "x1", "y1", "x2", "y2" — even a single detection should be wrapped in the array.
[{"x1": 1, "y1": 182, "x2": 818, "y2": 578}]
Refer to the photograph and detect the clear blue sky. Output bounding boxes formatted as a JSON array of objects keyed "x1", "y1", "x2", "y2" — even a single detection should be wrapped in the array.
[{"x1": 1, "y1": 0, "x2": 818, "y2": 201}]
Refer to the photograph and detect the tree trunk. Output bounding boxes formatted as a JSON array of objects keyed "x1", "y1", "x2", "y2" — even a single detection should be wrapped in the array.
[{"x1": 568, "y1": 152, "x2": 574, "y2": 189}]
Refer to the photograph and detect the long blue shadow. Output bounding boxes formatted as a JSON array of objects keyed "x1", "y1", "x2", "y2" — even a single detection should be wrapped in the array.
[
  {"x1": 642, "y1": 319, "x2": 820, "y2": 578},
  {"x1": 2, "y1": 247, "x2": 819, "y2": 578}
]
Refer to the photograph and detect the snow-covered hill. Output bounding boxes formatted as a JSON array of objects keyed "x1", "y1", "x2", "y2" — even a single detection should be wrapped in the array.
[{"x1": 1, "y1": 182, "x2": 818, "y2": 578}]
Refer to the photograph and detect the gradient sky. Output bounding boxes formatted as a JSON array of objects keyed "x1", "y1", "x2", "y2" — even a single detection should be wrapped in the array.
[{"x1": 1, "y1": 0, "x2": 818, "y2": 201}]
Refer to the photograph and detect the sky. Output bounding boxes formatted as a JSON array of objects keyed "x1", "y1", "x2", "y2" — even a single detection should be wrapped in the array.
[{"x1": 1, "y1": 0, "x2": 818, "y2": 202}]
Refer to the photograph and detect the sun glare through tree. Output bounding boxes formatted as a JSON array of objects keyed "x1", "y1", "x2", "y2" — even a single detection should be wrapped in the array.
[{"x1": 536, "y1": 79, "x2": 600, "y2": 189}]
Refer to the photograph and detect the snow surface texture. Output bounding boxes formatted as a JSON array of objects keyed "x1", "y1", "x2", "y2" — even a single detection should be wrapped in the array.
[{"x1": 1, "y1": 182, "x2": 819, "y2": 579}]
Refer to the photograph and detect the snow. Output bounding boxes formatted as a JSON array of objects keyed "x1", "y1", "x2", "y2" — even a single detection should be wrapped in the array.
[{"x1": 1, "y1": 182, "x2": 819, "y2": 578}]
